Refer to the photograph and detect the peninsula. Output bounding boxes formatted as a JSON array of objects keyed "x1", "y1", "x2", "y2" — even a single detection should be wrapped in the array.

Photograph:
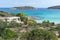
[{"x1": 48, "y1": 5, "x2": 60, "y2": 9}]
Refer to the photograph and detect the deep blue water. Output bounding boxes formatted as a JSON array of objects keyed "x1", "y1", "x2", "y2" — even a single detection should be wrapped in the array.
[{"x1": 0, "y1": 8, "x2": 60, "y2": 24}]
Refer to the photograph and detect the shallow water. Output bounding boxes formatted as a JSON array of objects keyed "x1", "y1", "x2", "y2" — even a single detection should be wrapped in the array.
[{"x1": 0, "y1": 8, "x2": 60, "y2": 24}]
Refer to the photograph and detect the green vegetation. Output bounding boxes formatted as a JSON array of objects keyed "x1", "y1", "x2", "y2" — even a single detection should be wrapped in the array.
[
  {"x1": 41, "y1": 20, "x2": 55, "y2": 28},
  {"x1": 1, "y1": 29, "x2": 18, "y2": 40},
  {"x1": 54, "y1": 24, "x2": 60, "y2": 38},
  {"x1": 0, "y1": 12, "x2": 59, "y2": 40},
  {"x1": 21, "y1": 29, "x2": 58, "y2": 40},
  {"x1": 28, "y1": 20, "x2": 36, "y2": 26},
  {"x1": 16, "y1": 12, "x2": 28, "y2": 25},
  {"x1": 0, "y1": 20, "x2": 7, "y2": 28},
  {"x1": 0, "y1": 20, "x2": 19, "y2": 40},
  {"x1": 0, "y1": 20, "x2": 7, "y2": 36},
  {"x1": 0, "y1": 11, "x2": 15, "y2": 17},
  {"x1": 16, "y1": 12, "x2": 27, "y2": 21},
  {"x1": 8, "y1": 21, "x2": 21, "y2": 28}
]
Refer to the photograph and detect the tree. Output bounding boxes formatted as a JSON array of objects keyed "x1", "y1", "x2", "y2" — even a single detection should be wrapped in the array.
[
  {"x1": 21, "y1": 29, "x2": 58, "y2": 40},
  {"x1": 1, "y1": 29, "x2": 18, "y2": 40},
  {"x1": 16, "y1": 12, "x2": 28, "y2": 25}
]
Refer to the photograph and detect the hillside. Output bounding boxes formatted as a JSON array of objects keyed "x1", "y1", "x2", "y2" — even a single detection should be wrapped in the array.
[
  {"x1": 0, "y1": 11, "x2": 15, "y2": 17},
  {"x1": 11, "y1": 6, "x2": 36, "y2": 10},
  {"x1": 48, "y1": 6, "x2": 60, "y2": 9}
]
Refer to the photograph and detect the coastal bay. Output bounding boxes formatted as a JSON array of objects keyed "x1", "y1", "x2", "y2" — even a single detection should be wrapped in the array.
[{"x1": 0, "y1": 8, "x2": 60, "y2": 24}]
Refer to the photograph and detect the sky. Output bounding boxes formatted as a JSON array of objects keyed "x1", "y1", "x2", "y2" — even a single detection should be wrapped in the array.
[{"x1": 0, "y1": 0, "x2": 60, "y2": 8}]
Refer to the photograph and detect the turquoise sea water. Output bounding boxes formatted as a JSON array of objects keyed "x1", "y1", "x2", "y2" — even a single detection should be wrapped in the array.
[{"x1": 0, "y1": 8, "x2": 60, "y2": 24}]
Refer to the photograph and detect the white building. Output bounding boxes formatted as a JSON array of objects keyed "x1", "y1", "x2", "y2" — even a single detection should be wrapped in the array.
[{"x1": 0, "y1": 17, "x2": 21, "y2": 23}]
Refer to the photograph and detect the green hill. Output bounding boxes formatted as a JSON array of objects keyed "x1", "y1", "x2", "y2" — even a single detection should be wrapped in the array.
[{"x1": 0, "y1": 11, "x2": 15, "y2": 17}]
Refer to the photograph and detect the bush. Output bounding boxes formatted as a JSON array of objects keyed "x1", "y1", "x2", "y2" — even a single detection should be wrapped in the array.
[
  {"x1": 1, "y1": 29, "x2": 18, "y2": 40},
  {"x1": 8, "y1": 21, "x2": 21, "y2": 28},
  {"x1": 28, "y1": 20, "x2": 36, "y2": 26},
  {"x1": 21, "y1": 29, "x2": 58, "y2": 40}
]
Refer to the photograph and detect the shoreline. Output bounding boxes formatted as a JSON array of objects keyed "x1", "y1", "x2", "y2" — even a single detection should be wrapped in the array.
[{"x1": 35, "y1": 20, "x2": 60, "y2": 24}]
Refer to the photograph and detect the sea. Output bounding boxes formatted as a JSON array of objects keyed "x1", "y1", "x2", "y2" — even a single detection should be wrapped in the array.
[{"x1": 0, "y1": 8, "x2": 60, "y2": 24}]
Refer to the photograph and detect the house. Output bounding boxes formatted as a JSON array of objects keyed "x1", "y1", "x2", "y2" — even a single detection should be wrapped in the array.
[{"x1": 0, "y1": 16, "x2": 21, "y2": 23}]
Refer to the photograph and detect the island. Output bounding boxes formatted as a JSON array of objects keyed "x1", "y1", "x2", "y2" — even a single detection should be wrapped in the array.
[
  {"x1": 11, "y1": 6, "x2": 36, "y2": 10},
  {"x1": 48, "y1": 5, "x2": 60, "y2": 9}
]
